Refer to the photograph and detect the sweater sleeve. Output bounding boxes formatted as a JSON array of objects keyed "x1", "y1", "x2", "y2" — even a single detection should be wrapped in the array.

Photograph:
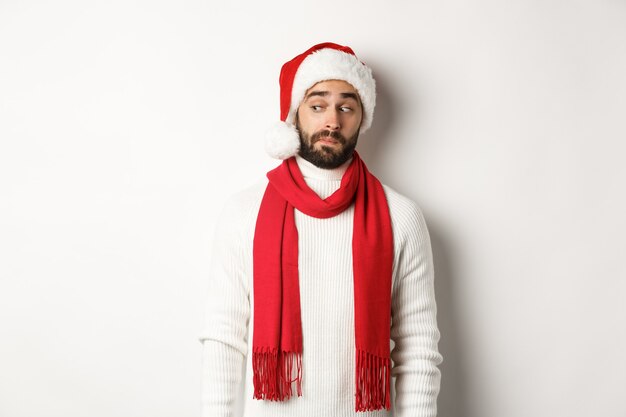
[
  {"x1": 390, "y1": 200, "x2": 443, "y2": 417},
  {"x1": 198, "y1": 195, "x2": 252, "y2": 417}
]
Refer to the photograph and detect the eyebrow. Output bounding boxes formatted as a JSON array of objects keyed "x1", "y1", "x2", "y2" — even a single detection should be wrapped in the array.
[{"x1": 304, "y1": 90, "x2": 360, "y2": 102}]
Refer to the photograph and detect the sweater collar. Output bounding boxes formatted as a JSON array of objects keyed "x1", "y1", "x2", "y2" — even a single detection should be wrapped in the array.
[{"x1": 294, "y1": 153, "x2": 353, "y2": 181}]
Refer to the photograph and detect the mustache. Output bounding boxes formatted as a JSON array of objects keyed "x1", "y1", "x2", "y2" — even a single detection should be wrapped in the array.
[{"x1": 310, "y1": 130, "x2": 346, "y2": 145}]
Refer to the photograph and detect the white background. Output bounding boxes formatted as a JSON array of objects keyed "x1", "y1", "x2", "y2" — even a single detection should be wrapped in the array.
[{"x1": 1, "y1": 1, "x2": 625, "y2": 416}]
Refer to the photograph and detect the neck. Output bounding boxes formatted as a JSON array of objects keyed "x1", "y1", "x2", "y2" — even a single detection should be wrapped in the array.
[{"x1": 295, "y1": 153, "x2": 353, "y2": 181}]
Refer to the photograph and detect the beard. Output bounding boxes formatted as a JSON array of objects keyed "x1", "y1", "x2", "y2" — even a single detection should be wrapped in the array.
[{"x1": 296, "y1": 119, "x2": 360, "y2": 169}]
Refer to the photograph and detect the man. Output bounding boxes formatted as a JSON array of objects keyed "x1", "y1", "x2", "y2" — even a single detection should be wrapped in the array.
[{"x1": 199, "y1": 42, "x2": 443, "y2": 417}]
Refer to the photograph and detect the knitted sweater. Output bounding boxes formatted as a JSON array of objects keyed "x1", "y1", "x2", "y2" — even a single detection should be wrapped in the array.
[{"x1": 199, "y1": 154, "x2": 443, "y2": 417}]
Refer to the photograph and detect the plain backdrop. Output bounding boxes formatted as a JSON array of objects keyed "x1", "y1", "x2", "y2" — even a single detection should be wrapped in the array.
[{"x1": 1, "y1": 1, "x2": 625, "y2": 416}]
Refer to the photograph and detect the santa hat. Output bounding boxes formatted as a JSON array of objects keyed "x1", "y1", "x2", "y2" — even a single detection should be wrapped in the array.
[{"x1": 265, "y1": 42, "x2": 377, "y2": 160}]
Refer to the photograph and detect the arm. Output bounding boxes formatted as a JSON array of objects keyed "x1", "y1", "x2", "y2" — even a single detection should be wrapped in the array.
[
  {"x1": 199, "y1": 196, "x2": 251, "y2": 417},
  {"x1": 390, "y1": 201, "x2": 443, "y2": 417}
]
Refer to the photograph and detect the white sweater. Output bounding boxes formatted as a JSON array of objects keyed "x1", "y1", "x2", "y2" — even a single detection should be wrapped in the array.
[{"x1": 199, "y1": 154, "x2": 443, "y2": 417}]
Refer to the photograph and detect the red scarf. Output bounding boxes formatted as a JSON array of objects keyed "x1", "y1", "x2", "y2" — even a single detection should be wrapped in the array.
[{"x1": 252, "y1": 151, "x2": 393, "y2": 412}]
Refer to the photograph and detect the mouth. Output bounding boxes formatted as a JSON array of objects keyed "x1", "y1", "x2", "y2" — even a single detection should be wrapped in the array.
[{"x1": 317, "y1": 136, "x2": 339, "y2": 145}]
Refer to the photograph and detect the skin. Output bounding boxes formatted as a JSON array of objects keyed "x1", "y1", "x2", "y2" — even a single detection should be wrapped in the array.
[{"x1": 295, "y1": 79, "x2": 363, "y2": 169}]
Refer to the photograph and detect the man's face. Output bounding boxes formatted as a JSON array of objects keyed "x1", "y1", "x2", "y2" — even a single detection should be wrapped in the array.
[{"x1": 295, "y1": 79, "x2": 363, "y2": 169}]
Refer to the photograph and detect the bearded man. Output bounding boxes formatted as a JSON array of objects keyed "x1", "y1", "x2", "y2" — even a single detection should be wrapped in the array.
[{"x1": 199, "y1": 42, "x2": 443, "y2": 417}]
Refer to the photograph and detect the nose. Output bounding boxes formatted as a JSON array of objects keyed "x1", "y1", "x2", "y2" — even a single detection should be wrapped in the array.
[{"x1": 325, "y1": 109, "x2": 341, "y2": 130}]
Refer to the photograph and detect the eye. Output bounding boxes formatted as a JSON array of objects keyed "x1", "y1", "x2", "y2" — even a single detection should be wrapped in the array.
[
  {"x1": 311, "y1": 105, "x2": 323, "y2": 111},
  {"x1": 340, "y1": 106, "x2": 352, "y2": 112}
]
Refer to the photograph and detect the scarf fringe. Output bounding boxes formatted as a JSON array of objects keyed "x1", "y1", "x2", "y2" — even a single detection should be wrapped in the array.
[
  {"x1": 355, "y1": 348, "x2": 392, "y2": 412},
  {"x1": 252, "y1": 348, "x2": 302, "y2": 401}
]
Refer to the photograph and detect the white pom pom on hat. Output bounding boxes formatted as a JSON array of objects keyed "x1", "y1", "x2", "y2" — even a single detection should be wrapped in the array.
[
  {"x1": 264, "y1": 121, "x2": 301, "y2": 160},
  {"x1": 264, "y1": 42, "x2": 377, "y2": 160}
]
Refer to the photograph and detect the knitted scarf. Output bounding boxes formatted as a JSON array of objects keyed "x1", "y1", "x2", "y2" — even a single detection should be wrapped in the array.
[{"x1": 252, "y1": 151, "x2": 393, "y2": 412}]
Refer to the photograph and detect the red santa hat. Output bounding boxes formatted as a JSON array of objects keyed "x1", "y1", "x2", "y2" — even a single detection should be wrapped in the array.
[{"x1": 265, "y1": 42, "x2": 377, "y2": 160}]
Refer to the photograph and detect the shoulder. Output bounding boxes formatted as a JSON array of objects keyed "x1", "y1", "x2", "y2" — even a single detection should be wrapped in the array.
[
  {"x1": 221, "y1": 179, "x2": 268, "y2": 218},
  {"x1": 214, "y1": 179, "x2": 268, "y2": 237},
  {"x1": 381, "y1": 183, "x2": 431, "y2": 246},
  {"x1": 381, "y1": 183, "x2": 426, "y2": 227}
]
